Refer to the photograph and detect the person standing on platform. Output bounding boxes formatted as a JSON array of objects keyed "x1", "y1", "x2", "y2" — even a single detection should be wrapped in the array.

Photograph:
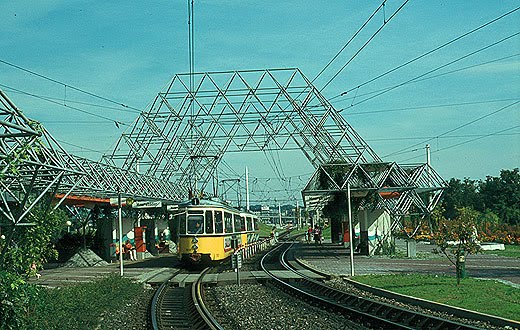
[
  {"x1": 314, "y1": 226, "x2": 321, "y2": 245},
  {"x1": 125, "y1": 240, "x2": 137, "y2": 261},
  {"x1": 306, "y1": 227, "x2": 312, "y2": 243}
]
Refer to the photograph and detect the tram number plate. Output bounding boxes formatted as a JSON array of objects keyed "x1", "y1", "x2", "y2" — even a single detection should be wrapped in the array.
[{"x1": 232, "y1": 254, "x2": 242, "y2": 269}]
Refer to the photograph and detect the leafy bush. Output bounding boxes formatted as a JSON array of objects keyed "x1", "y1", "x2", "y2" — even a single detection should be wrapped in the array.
[
  {"x1": 1, "y1": 206, "x2": 68, "y2": 276},
  {"x1": 0, "y1": 271, "x2": 39, "y2": 330}
]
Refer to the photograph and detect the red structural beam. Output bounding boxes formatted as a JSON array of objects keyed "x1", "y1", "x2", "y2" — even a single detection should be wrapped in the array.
[{"x1": 55, "y1": 193, "x2": 110, "y2": 204}]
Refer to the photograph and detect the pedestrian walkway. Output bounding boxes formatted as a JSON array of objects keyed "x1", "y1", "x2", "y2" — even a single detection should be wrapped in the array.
[{"x1": 295, "y1": 239, "x2": 520, "y2": 287}]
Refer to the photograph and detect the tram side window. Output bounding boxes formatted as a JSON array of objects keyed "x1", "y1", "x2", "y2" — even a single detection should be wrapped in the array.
[
  {"x1": 205, "y1": 211, "x2": 214, "y2": 234},
  {"x1": 214, "y1": 211, "x2": 223, "y2": 233},
  {"x1": 247, "y1": 217, "x2": 253, "y2": 231},
  {"x1": 224, "y1": 212, "x2": 233, "y2": 233},
  {"x1": 177, "y1": 213, "x2": 186, "y2": 235},
  {"x1": 187, "y1": 214, "x2": 204, "y2": 234},
  {"x1": 240, "y1": 216, "x2": 246, "y2": 232},
  {"x1": 253, "y1": 218, "x2": 259, "y2": 231},
  {"x1": 233, "y1": 214, "x2": 241, "y2": 233}
]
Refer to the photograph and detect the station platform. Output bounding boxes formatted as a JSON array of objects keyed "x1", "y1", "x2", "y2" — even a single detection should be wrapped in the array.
[
  {"x1": 29, "y1": 254, "x2": 324, "y2": 288},
  {"x1": 29, "y1": 239, "x2": 519, "y2": 288},
  {"x1": 294, "y1": 239, "x2": 520, "y2": 287}
]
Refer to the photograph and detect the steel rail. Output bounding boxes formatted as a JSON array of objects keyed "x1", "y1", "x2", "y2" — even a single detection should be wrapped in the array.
[
  {"x1": 293, "y1": 252, "x2": 520, "y2": 329},
  {"x1": 191, "y1": 267, "x2": 224, "y2": 330},
  {"x1": 151, "y1": 267, "x2": 223, "y2": 330},
  {"x1": 150, "y1": 269, "x2": 183, "y2": 330},
  {"x1": 261, "y1": 242, "x2": 485, "y2": 330}
]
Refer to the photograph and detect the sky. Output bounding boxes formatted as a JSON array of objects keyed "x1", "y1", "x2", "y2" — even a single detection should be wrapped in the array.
[{"x1": 1, "y1": 1, "x2": 519, "y2": 204}]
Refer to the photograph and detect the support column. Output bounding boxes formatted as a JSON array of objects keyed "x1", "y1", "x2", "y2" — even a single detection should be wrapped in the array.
[{"x1": 359, "y1": 209, "x2": 369, "y2": 255}]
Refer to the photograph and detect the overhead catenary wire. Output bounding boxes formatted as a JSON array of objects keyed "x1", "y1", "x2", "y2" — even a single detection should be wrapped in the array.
[
  {"x1": 336, "y1": 6, "x2": 520, "y2": 99},
  {"x1": 342, "y1": 98, "x2": 520, "y2": 116},
  {"x1": 319, "y1": 0, "x2": 410, "y2": 93},
  {"x1": 2, "y1": 87, "x2": 142, "y2": 114},
  {"x1": 310, "y1": 1, "x2": 387, "y2": 85},
  {"x1": 398, "y1": 125, "x2": 520, "y2": 163},
  {"x1": 384, "y1": 99, "x2": 520, "y2": 158},
  {"x1": 56, "y1": 139, "x2": 105, "y2": 155},
  {"x1": 0, "y1": 58, "x2": 143, "y2": 112},
  {"x1": 331, "y1": 53, "x2": 520, "y2": 107},
  {"x1": 342, "y1": 31, "x2": 520, "y2": 110},
  {"x1": 0, "y1": 83, "x2": 129, "y2": 127}
]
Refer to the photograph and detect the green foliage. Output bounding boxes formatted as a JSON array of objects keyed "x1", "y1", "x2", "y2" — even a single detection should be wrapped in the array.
[
  {"x1": 441, "y1": 178, "x2": 481, "y2": 220},
  {"x1": 441, "y1": 168, "x2": 519, "y2": 226},
  {"x1": 256, "y1": 221, "x2": 276, "y2": 237},
  {"x1": 0, "y1": 206, "x2": 69, "y2": 277},
  {"x1": 352, "y1": 274, "x2": 520, "y2": 321},
  {"x1": 24, "y1": 274, "x2": 144, "y2": 330},
  {"x1": 376, "y1": 239, "x2": 396, "y2": 255},
  {"x1": 433, "y1": 207, "x2": 482, "y2": 284},
  {"x1": 479, "y1": 168, "x2": 520, "y2": 226},
  {"x1": 0, "y1": 271, "x2": 39, "y2": 330}
]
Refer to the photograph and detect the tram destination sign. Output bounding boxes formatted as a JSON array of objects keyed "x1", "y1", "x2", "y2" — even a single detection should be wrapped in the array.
[{"x1": 132, "y1": 201, "x2": 162, "y2": 209}]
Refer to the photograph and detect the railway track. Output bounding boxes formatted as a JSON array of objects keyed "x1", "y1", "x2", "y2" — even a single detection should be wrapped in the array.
[
  {"x1": 150, "y1": 267, "x2": 223, "y2": 330},
  {"x1": 261, "y1": 242, "x2": 489, "y2": 330}
]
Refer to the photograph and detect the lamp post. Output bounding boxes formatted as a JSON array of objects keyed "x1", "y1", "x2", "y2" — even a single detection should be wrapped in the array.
[{"x1": 66, "y1": 220, "x2": 71, "y2": 233}]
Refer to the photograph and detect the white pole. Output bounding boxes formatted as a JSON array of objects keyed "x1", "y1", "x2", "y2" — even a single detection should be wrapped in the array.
[
  {"x1": 118, "y1": 192, "x2": 124, "y2": 276},
  {"x1": 347, "y1": 183, "x2": 355, "y2": 276},
  {"x1": 278, "y1": 203, "x2": 282, "y2": 227},
  {"x1": 426, "y1": 144, "x2": 433, "y2": 210},
  {"x1": 245, "y1": 166, "x2": 250, "y2": 211},
  {"x1": 296, "y1": 200, "x2": 299, "y2": 229},
  {"x1": 426, "y1": 144, "x2": 431, "y2": 186}
]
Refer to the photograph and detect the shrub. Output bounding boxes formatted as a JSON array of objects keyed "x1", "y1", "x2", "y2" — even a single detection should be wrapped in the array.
[{"x1": 0, "y1": 271, "x2": 39, "y2": 330}]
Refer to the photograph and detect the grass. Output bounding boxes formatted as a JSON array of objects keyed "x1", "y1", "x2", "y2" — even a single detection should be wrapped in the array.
[
  {"x1": 483, "y1": 244, "x2": 520, "y2": 258},
  {"x1": 256, "y1": 221, "x2": 277, "y2": 237},
  {"x1": 26, "y1": 274, "x2": 145, "y2": 330},
  {"x1": 352, "y1": 274, "x2": 520, "y2": 321}
]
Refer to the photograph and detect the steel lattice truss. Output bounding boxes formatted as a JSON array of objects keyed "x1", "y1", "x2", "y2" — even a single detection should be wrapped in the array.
[
  {"x1": 302, "y1": 162, "x2": 446, "y2": 231},
  {"x1": 2, "y1": 66, "x2": 446, "y2": 232},
  {"x1": 0, "y1": 91, "x2": 182, "y2": 222},
  {"x1": 0, "y1": 90, "x2": 83, "y2": 225},
  {"x1": 107, "y1": 68, "x2": 382, "y2": 197}
]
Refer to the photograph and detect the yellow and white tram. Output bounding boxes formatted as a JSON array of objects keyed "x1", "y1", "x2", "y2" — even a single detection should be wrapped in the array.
[{"x1": 171, "y1": 198, "x2": 259, "y2": 264}]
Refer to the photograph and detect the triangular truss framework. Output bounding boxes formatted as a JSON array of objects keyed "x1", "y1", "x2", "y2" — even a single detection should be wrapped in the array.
[
  {"x1": 302, "y1": 162, "x2": 446, "y2": 232},
  {"x1": 1, "y1": 67, "x2": 446, "y2": 235},
  {"x1": 0, "y1": 90, "x2": 82, "y2": 226},
  {"x1": 107, "y1": 68, "x2": 383, "y2": 197},
  {"x1": 0, "y1": 90, "x2": 182, "y2": 226}
]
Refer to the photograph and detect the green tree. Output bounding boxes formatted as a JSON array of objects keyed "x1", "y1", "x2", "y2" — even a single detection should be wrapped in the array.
[
  {"x1": 0, "y1": 205, "x2": 68, "y2": 277},
  {"x1": 433, "y1": 207, "x2": 482, "y2": 285},
  {"x1": 441, "y1": 178, "x2": 481, "y2": 220},
  {"x1": 479, "y1": 168, "x2": 520, "y2": 226}
]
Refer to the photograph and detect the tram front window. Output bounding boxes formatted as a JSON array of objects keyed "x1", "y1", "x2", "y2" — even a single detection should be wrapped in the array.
[{"x1": 188, "y1": 215, "x2": 204, "y2": 234}]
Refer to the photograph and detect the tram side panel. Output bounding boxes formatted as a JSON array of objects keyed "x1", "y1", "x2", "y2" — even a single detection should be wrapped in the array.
[{"x1": 173, "y1": 202, "x2": 259, "y2": 264}]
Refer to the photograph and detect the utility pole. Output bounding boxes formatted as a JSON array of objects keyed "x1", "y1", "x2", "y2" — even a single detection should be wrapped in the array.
[
  {"x1": 278, "y1": 203, "x2": 282, "y2": 227},
  {"x1": 118, "y1": 191, "x2": 124, "y2": 276},
  {"x1": 347, "y1": 183, "x2": 354, "y2": 276},
  {"x1": 245, "y1": 166, "x2": 250, "y2": 211},
  {"x1": 296, "y1": 200, "x2": 299, "y2": 228},
  {"x1": 426, "y1": 144, "x2": 431, "y2": 186}
]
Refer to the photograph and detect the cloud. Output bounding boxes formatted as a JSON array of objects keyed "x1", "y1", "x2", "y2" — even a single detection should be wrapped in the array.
[{"x1": 464, "y1": 61, "x2": 520, "y2": 74}]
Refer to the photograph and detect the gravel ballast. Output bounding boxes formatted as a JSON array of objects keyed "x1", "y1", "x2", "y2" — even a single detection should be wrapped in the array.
[{"x1": 206, "y1": 283, "x2": 367, "y2": 330}]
